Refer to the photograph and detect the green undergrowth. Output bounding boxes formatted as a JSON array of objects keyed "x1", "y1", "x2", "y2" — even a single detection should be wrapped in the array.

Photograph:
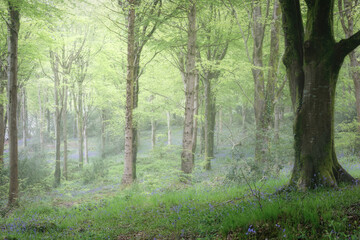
[{"x1": 2, "y1": 177, "x2": 360, "y2": 239}]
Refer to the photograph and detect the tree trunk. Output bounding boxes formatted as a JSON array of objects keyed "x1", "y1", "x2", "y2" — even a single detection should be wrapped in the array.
[
  {"x1": 217, "y1": 107, "x2": 222, "y2": 146},
  {"x1": 204, "y1": 76, "x2": 216, "y2": 170},
  {"x1": 280, "y1": 0, "x2": 360, "y2": 189},
  {"x1": 51, "y1": 51, "x2": 61, "y2": 188},
  {"x1": 151, "y1": 119, "x2": 156, "y2": 149},
  {"x1": 84, "y1": 118, "x2": 88, "y2": 164},
  {"x1": 22, "y1": 88, "x2": 27, "y2": 147},
  {"x1": 191, "y1": 73, "x2": 199, "y2": 158},
  {"x1": 122, "y1": 0, "x2": 136, "y2": 185},
  {"x1": 241, "y1": 105, "x2": 246, "y2": 132},
  {"x1": 38, "y1": 86, "x2": 44, "y2": 151},
  {"x1": 166, "y1": 111, "x2": 171, "y2": 145},
  {"x1": 101, "y1": 109, "x2": 106, "y2": 158},
  {"x1": 0, "y1": 73, "x2": 6, "y2": 168},
  {"x1": 77, "y1": 82, "x2": 84, "y2": 168},
  {"x1": 62, "y1": 82, "x2": 68, "y2": 180},
  {"x1": 7, "y1": 1, "x2": 20, "y2": 207},
  {"x1": 181, "y1": 0, "x2": 197, "y2": 174},
  {"x1": 46, "y1": 95, "x2": 51, "y2": 135}
]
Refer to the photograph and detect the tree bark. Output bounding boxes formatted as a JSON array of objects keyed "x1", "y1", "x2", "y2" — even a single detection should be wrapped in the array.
[
  {"x1": 280, "y1": 0, "x2": 360, "y2": 189},
  {"x1": 7, "y1": 1, "x2": 20, "y2": 207},
  {"x1": 62, "y1": 80, "x2": 68, "y2": 180},
  {"x1": 84, "y1": 116, "x2": 88, "y2": 164},
  {"x1": 77, "y1": 82, "x2": 84, "y2": 168},
  {"x1": 204, "y1": 75, "x2": 216, "y2": 170},
  {"x1": 181, "y1": 0, "x2": 197, "y2": 174},
  {"x1": 101, "y1": 109, "x2": 106, "y2": 158},
  {"x1": 166, "y1": 111, "x2": 171, "y2": 145},
  {"x1": 0, "y1": 71, "x2": 6, "y2": 168},
  {"x1": 122, "y1": 0, "x2": 136, "y2": 185},
  {"x1": 151, "y1": 119, "x2": 156, "y2": 149},
  {"x1": 51, "y1": 51, "x2": 61, "y2": 188},
  {"x1": 38, "y1": 86, "x2": 44, "y2": 151},
  {"x1": 22, "y1": 88, "x2": 27, "y2": 147}
]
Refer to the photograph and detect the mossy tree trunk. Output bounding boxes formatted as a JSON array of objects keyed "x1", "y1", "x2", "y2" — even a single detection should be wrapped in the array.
[{"x1": 280, "y1": 0, "x2": 360, "y2": 189}]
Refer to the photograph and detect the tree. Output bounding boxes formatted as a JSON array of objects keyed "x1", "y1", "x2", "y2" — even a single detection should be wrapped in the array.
[
  {"x1": 181, "y1": 0, "x2": 197, "y2": 174},
  {"x1": 198, "y1": 1, "x2": 231, "y2": 170},
  {"x1": 120, "y1": 0, "x2": 163, "y2": 185},
  {"x1": 7, "y1": 0, "x2": 20, "y2": 207},
  {"x1": 225, "y1": 0, "x2": 284, "y2": 166},
  {"x1": 279, "y1": 0, "x2": 360, "y2": 189}
]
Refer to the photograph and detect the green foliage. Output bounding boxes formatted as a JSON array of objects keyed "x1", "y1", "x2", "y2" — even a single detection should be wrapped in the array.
[
  {"x1": 18, "y1": 148, "x2": 52, "y2": 194},
  {"x1": 81, "y1": 158, "x2": 109, "y2": 184},
  {"x1": 336, "y1": 119, "x2": 360, "y2": 158}
]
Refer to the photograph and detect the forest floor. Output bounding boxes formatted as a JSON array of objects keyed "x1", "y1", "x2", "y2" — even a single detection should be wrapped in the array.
[{"x1": 1, "y1": 129, "x2": 360, "y2": 239}]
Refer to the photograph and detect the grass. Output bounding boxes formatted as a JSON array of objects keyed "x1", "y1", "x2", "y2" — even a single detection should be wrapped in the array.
[
  {"x1": 1, "y1": 127, "x2": 360, "y2": 239},
  {"x1": 2, "y1": 179, "x2": 360, "y2": 239}
]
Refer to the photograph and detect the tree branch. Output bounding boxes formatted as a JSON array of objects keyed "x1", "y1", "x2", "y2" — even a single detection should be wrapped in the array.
[{"x1": 336, "y1": 30, "x2": 360, "y2": 60}]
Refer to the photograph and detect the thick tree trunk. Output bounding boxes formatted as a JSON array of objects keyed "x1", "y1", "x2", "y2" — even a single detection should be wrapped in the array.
[
  {"x1": 122, "y1": 0, "x2": 136, "y2": 185},
  {"x1": 166, "y1": 111, "x2": 171, "y2": 145},
  {"x1": 7, "y1": 1, "x2": 20, "y2": 207},
  {"x1": 181, "y1": 0, "x2": 197, "y2": 174},
  {"x1": 280, "y1": 0, "x2": 360, "y2": 189}
]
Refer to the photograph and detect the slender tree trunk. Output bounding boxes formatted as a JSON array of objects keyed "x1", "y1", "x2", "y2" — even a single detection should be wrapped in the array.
[
  {"x1": 62, "y1": 82, "x2": 68, "y2": 180},
  {"x1": 241, "y1": 105, "x2": 246, "y2": 132},
  {"x1": 46, "y1": 95, "x2": 51, "y2": 135},
  {"x1": 122, "y1": 0, "x2": 136, "y2": 185},
  {"x1": 7, "y1": 1, "x2": 20, "y2": 207},
  {"x1": 151, "y1": 119, "x2": 156, "y2": 149},
  {"x1": 204, "y1": 76, "x2": 216, "y2": 170},
  {"x1": 77, "y1": 82, "x2": 84, "y2": 168},
  {"x1": 192, "y1": 73, "x2": 199, "y2": 157},
  {"x1": 84, "y1": 121, "x2": 88, "y2": 164},
  {"x1": 166, "y1": 111, "x2": 171, "y2": 145},
  {"x1": 217, "y1": 107, "x2": 222, "y2": 146},
  {"x1": 274, "y1": 105, "x2": 280, "y2": 141},
  {"x1": 0, "y1": 75, "x2": 6, "y2": 168},
  {"x1": 101, "y1": 109, "x2": 106, "y2": 158},
  {"x1": 181, "y1": 0, "x2": 197, "y2": 174},
  {"x1": 22, "y1": 88, "x2": 27, "y2": 147},
  {"x1": 51, "y1": 51, "x2": 61, "y2": 188},
  {"x1": 251, "y1": 0, "x2": 266, "y2": 163},
  {"x1": 38, "y1": 87, "x2": 44, "y2": 151}
]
